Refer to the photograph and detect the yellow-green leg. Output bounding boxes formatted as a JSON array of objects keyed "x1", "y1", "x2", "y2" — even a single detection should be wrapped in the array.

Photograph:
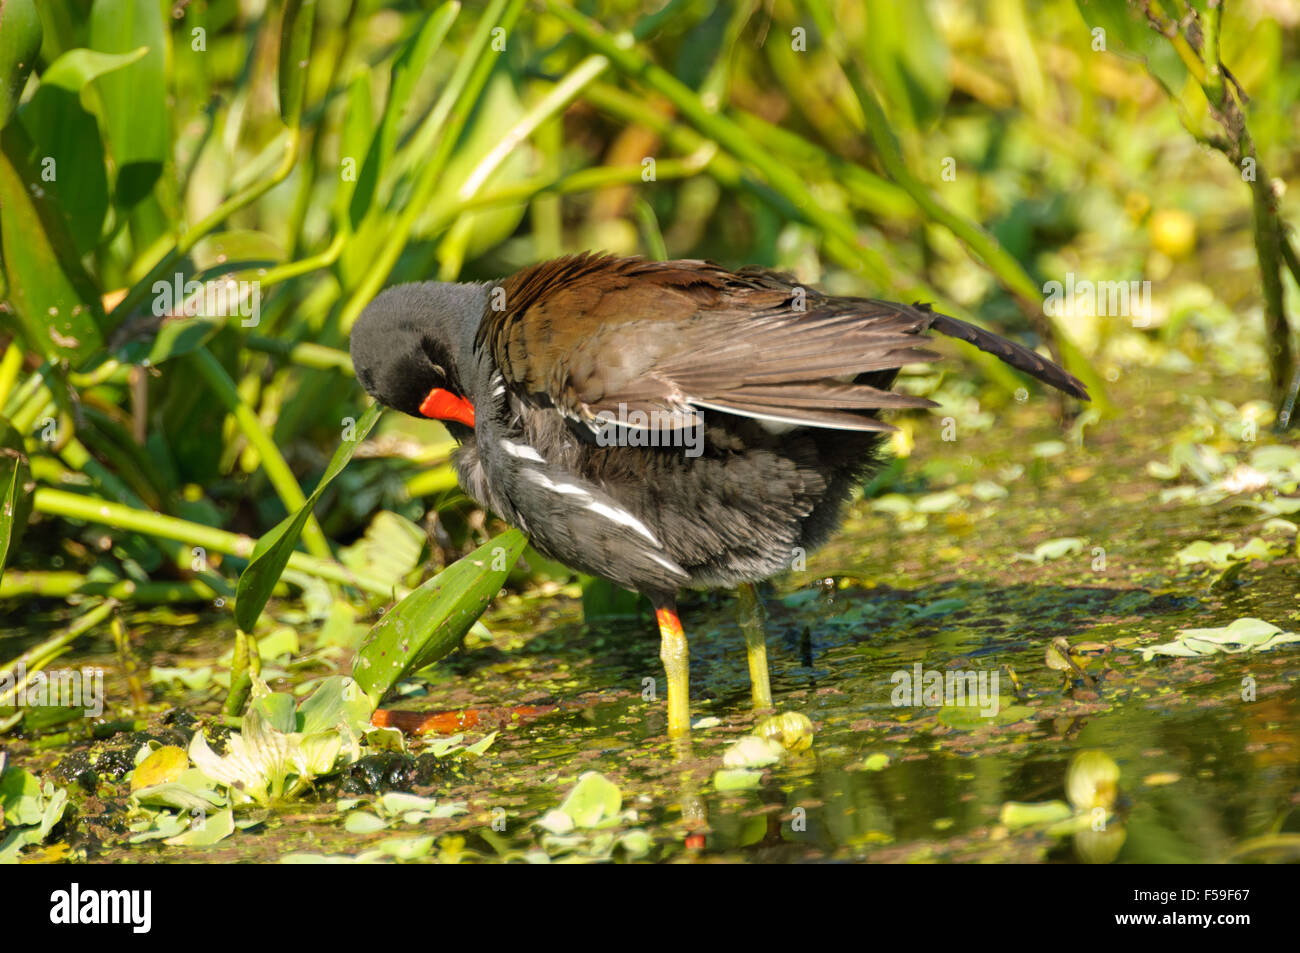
[
  {"x1": 737, "y1": 582, "x2": 773, "y2": 710},
  {"x1": 656, "y1": 605, "x2": 691, "y2": 737}
]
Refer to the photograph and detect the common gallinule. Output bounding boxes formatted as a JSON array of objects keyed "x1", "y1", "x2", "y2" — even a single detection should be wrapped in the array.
[{"x1": 350, "y1": 253, "x2": 1088, "y2": 737}]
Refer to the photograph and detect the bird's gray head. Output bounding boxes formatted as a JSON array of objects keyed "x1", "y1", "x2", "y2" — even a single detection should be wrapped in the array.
[{"x1": 349, "y1": 281, "x2": 488, "y2": 421}]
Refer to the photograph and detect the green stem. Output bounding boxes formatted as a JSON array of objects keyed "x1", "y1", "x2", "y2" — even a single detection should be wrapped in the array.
[
  {"x1": 66, "y1": 359, "x2": 123, "y2": 390},
  {"x1": 32, "y1": 488, "x2": 402, "y2": 598},
  {"x1": 0, "y1": 343, "x2": 23, "y2": 410},
  {"x1": 338, "y1": 0, "x2": 526, "y2": 333},
  {"x1": 55, "y1": 437, "x2": 230, "y2": 598},
  {"x1": 0, "y1": 572, "x2": 218, "y2": 602},
  {"x1": 457, "y1": 53, "x2": 610, "y2": 200},
  {"x1": 2, "y1": 360, "x2": 46, "y2": 418},
  {"x1": 245, "y1": 336, "x2": 354, "y2": 373},
  {"x1": 258, "y1": 230, "x2": 346, "y2": 289},
  {"x1": 0, "y1": 600, "x2": 118, "y2": 707},
  {"x1": 191, "y1": 347, "x2": 332, "y2": 561}
]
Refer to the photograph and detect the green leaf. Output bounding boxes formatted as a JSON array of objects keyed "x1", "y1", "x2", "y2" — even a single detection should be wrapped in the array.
[
  {"x1": 713, "y1": 768, "x2": 763, "y2": 792},
  {"x1": 0, "y1": 416, "x2": 33, "y2": 576},
  {"x1": 937, "y1": 701, "x2": 1033, "y2": 729},
  {"x1": 18, "y1": 47, "x2": 148, "y2": 252},
  {"x1": 0, "y1": 121, "x2": 105, "y2": 364},
  {"x1": 1142, "y1": 617, "x2": 1300, "y2": 660},
  {"x1": 296, "y1": 676, "x2": 371, "y2": 736},
  {"x1": 344, "y1": 810, "x2": 387, "y2": 834},
  {"x1": 278, "y1": 0, "x2": 317, "y2": 128},
  {"x1": 340, "y1": 510, "x2": 426, "y2": 583},
  {"x1": 129, "y1": 745, "x2": 188, "y2": 791},
  {"x1": 88, "y1": 0, "x2": 169, "y2": 209},
  {"x1": 420, "y1": 72, "x2": 530, "y2": 258},
  {"x1": 861, "y1": 0, "x2": 950, "y2": 129},
  {"x1": 38, "y1": 46, "x2": 148, "y2": 93},
  {"x1": 234, "y1": 402, "x2": 382, "y2": 633},
  {"x1": 0, "y1": 0, "x2": 42, "y2": 130},
  {"x1": 1074, "y1": 0, "x2": 1188, "y2": 96},
  {"x1": 557, "y1": 772, "x2": 622, "y2": 828},
  {"x1": 351, "y1": 529, "x2": 528, "y2": 701},
  {"x1": 581, "y1": 576, "x2": 646, "y2": 623},
  {"x1": 349, "y1": 4, "x2": 457, "y2": 228},
  {"x1": 250, "y1": 690, "x2": 297, "y2": 734},
  {"x1": 115, "y1": 315, "x2": 222, "y2": 367},
  {"x1": 191, "y1": 230, "x2": 286, "y2": 273},
  {"x1": 999, "y1": 799, "x2": 1073, "y2": 830},
  {"x1": 164, "y1": 807, "x2": 235, "y2": 847},
  {"x1": 334, "y1": 69, "x2": 373, "y2": 224}
]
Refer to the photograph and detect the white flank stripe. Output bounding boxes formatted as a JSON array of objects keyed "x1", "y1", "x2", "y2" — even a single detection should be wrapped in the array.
[
  {"x1": 647, "y1": 550, "x2": 686, "y2": 575},
  {"x1": 500, "y1": 439, "x2": 545, "y2": 463},
  {"x1": 586, "y1": 500, "x2": 660, "y2": 545},
  {"x1": 524, "y1": 471, "x2": 662, "y2": 547}
]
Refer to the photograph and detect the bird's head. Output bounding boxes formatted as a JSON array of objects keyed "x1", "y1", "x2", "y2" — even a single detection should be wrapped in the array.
[{"x1": 349, "y1": 282, "x2": 487, "y2": 429}]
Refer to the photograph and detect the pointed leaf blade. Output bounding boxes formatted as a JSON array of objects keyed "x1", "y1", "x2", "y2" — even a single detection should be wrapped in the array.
[{"x1": 351, "y1": 529, "x2": 528, "y2": 702}]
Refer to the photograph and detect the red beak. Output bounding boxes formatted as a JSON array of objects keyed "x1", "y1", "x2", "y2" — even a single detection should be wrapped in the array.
[{"x1": 418, "y1": 387, "x2": 476, "y2": 428}]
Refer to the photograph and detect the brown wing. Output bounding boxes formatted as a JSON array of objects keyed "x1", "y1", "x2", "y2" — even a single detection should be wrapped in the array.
[{"x1": 478, "y1": 253, "x2": 1085, "y2": 433}]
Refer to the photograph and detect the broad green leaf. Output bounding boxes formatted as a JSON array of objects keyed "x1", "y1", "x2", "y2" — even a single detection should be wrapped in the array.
[
  {"x1": 129, "y1": 745, "x2": 188, "y2": 791},
  {"x1": 1175, "y1": 539, "x2": 1236, "y2": 567},
  {"x1": 164, "y1": 807, "x2": 235, "y2": 847},
  {"x1": 340, "y1": 510, "x2": 425, "y2": 583},
  {"x1": 192, "y1": 229, "x2": 287, "y2": 272},
  {"x1": 1142, "y1": 617, "x2": 1300, "y2": 660},
  {"x1": 937, "y1": 701, "x2": 1033, "y2": 729},
  {"x1": 250, "y1": 690, "x2": 297, "y2": 734},
  {"x1": 18, "y1": 47, "x2": 148, "y2": 252},
  {"x1": 351, "y1": 529, "x2": 528, "y2": 701},
  {"x1": 130, "y1": 768, "x2": 226, "y2": 813},
  {"x1": 37, "y1": 45, "x2": 147, "y2": 92},
  {"x1": 1014, "y1": 537, "x2": 1085, "y2": 565},
  {"x1": 0, "y1": 416, "x2": 33, "y2": 576},
  {"x1": 234, "y1": 402, "x2": 382, "y2": 633},
  {"x1": 344, "y1": 811, "x2": 386, "y2": 834},
  {"x1": 335, "y1": 69, "x2": 374, "y2": 226},
  {"x1": 722, "y1": 735, "x2": 784, "y2": 768},
  {"x1": 557, "y1": 772, "x2": 622, "y2": 828},
  {"x1": 115, "y1": 315, "x2": 222, "y2": 367},
  {"x1": 999, "y1": 799, "x2": 1073, "y2": 830},
  {"x1": 581, "y1": 575, "x2": 646, "y2": 622},
  {"x1": 89, "y1": 0, "x2": 169, "y2": 209},
  {"x1": 0, "y1": 122, "x2": 105, "y2": 364},
  {"x1": 278, "y1": 0, "x2": 317, "y2": 128},
  {"x1": 296, "y1": 676, "x2": 371, "y2": 736},
  {"x1": 713, "y1": 768, "x2": 763, "y2": 792},
  {"x1": 0, "y1": 0, "x2": 42, "y2": 129}
]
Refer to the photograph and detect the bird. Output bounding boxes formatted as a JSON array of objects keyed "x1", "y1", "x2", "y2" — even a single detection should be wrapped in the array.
[{"x1": 349, "y1": 252, "x2": 1088, "y2": 738}]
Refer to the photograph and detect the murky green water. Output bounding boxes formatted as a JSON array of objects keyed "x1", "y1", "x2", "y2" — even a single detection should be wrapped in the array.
[{"x1": 4, "y1": 372, "x2": 1298, "y2": 862}]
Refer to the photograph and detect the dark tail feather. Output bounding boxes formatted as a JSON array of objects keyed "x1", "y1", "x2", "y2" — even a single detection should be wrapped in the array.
[{"x1": 920, "y1": 305, "x2": 1090, "y2": 401}]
